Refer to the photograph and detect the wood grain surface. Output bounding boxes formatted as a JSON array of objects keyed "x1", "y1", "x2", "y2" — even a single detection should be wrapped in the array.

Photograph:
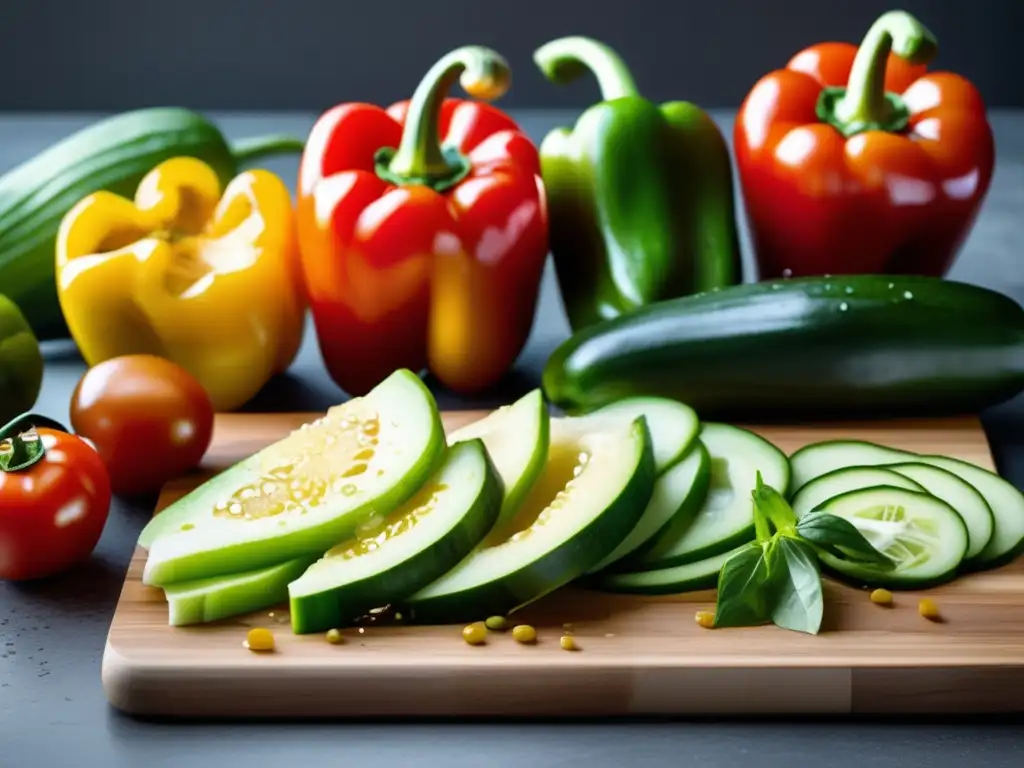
[{"x1": 102, "y1": 411, "x2": 1024, "y2": 718}]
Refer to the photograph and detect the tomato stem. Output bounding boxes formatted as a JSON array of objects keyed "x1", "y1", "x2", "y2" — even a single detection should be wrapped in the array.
[{"x1": 0, "y1": 413, "x2": 69, "y2": 473}]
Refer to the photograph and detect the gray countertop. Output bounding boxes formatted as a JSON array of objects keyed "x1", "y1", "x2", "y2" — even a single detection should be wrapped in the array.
[{"x1": 1, "y1": 110, "x2": 1023, "y2": 767}]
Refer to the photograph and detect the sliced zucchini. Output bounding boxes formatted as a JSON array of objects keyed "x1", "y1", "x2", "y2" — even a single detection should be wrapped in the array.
[
  {"x1": 400, "y1": 415, "x2": 656, "y2": 624},
  {"x1": 884, "y1": 462, "x2": 995, "y2": 564},
  {"x1": 585, "y1": 442, "x2": 710, "y2": 574},
  {"x1": 632, "y1": 423, "x2": 789, "y2": 570},
  {"x1": 587, "y1": 542, "x2": 748, "y2": 595},
  {"x1": 163, "y1": 556, "x2": 317, "y2": 627},
  {"x1": 792, "y1": 466, "x2": 925, "y2": 519},
  {"x1": 811, "y1": 486, "x2": 968, "y2": 588},
  {"x1": 142, "y1": 369, "x2": 445, "y2": 586},
  {"x1": 789, "y1": 440, "x2": 908, "y2": 493},
  {"x1": 447, "y1": 389, "x2": 549, "y2": 541},
  {"x1": 911, "y1": 455, "x2": 1024, "y2": 569},
  {"x1": 288, "y1": 439, "x2": 503, "y2": 634},
  {"x1": 584, "y1": 396, "x2": 699, "y2": 474}
]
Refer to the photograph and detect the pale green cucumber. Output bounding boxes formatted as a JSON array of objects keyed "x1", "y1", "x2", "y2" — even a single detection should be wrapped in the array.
[
  {"x1": 583, "y1": 396, "x2": 699, "y2": 474},
  {"x1": 588, "y1": 542, "x2": 748, "y2": 595},
  {"x1": 288, "y1": 439, "x2": 503, "y2": 634},
  {"x1": 142, "y1": 369, "x2": 445, "y2": 586}
]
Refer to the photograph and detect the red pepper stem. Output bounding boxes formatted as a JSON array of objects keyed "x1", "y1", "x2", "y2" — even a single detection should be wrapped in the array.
[
  {"x1": 533, "y1": 36, "x2": 640, "y2": 101},
  {"x1": 379, "y1": 46, "x2": 511, "y2": 192},
  {"x1": 822, "y1": 11, "x2": 938, "y2": 137}
]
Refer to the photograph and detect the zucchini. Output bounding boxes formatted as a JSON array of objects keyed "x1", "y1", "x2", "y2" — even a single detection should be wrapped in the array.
[
  {"x1": 543, "y1": 275, "x2": 1024, "y2": 419},
  {"x1": 0, "y1": 107, "x2": 305, "y2": 340}
]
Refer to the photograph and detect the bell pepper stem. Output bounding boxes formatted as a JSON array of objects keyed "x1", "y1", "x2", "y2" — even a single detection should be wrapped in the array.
[
  {"x1": 230, "y1": 134, "x2": 307, "y2": 164},
  {"x1": 0, "y1": 412, "x2": 68, "y2": 473},
  {"x1": 821, "y1": 11, "x2": 938, "y2": 137},
  {"x1": 379, "y1": 46, "x2": 511, "y2": 192},
  {"x1": 533, "y1": 36, "x2": 640, "y2": 101}
]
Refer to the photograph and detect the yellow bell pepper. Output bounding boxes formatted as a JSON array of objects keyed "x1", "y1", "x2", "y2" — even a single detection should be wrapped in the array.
[{"x1": 55, "y1": 157, "x2": 306, "y2": 412}]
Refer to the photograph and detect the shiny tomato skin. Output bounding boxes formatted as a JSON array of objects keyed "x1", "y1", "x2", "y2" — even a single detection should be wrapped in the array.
[
  {"x1": 0, "y1": 428, "x2": 112, "y2": 581},
  {"x1": 70, "y1": 355, "x2": 215, "y2": 497}
]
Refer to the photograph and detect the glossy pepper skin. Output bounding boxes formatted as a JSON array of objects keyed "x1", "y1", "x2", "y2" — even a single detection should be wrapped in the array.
[
  {"x1": 55, "y1": 157, "x2": 306, "y2": 412},
  {"x1": 533, "y1": 36, "x2": 742, "y2": 332},
  {"x1": 296, "y1": 46, "x2": 548, "y2": 396},
  {"x1": 0, "y1": 296, "x2": 44, "y2": 425},
  {"x1": 735, "y1": 10, "x2": 994, "y2": 279}
]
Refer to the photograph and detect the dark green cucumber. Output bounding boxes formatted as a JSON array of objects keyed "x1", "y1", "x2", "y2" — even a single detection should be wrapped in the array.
[
  {"x1": 0, "y1": 107, "x2": 305, "y2": 340},
  {"x1": 543, "y1": 275, "x2": 1024, "y2": 420}
]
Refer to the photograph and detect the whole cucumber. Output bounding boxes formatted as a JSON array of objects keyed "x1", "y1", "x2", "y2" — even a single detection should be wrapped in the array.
[
  {"x1": 543, "y1": 276, "x2": 1024, "y2": 420},
  {"x1": 0, "y1": 107, "x2": 305, "y2": 340}
]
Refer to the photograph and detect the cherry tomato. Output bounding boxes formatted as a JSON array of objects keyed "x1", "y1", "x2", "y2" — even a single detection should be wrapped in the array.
[
  {"x1": 0, "y1": 425, "x2": 112, "y2": 581},
  {"x1": 70, "y1": 355, "x2": 215, "y2": 497}
]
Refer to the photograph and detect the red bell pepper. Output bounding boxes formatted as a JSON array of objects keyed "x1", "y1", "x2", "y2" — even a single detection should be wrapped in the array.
[
  {"x1": 734, "y1": 10, "x2": 994, "y2": 279},
  {"x1": 296, "y1": 46, "x2": 548, "y2": 396}
]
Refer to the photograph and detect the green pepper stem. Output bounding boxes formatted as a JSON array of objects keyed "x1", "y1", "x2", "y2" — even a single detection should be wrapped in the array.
[
  {"x1": 831, "y1": 10, "x2": 938, "y2": 132},
  {"x1": 381, "y1": 46, "x2": 511, "y2": 189},
  {"x1": 533, "y1": 36, "x2": 640, "y2": 101}
]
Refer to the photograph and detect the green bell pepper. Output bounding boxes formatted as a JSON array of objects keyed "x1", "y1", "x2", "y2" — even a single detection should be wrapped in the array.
[
  {"x1": 534, "y1": 36, "x2": 743, "y2": 331},
  {"x1": 0, "y1": 296, "x2": 44, "y2": 425}
]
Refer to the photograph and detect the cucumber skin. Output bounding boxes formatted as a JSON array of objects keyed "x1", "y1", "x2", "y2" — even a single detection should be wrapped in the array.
[
  {"x1": 0, "y1": 107, "x2": 296, "y2": 340},
  {"x1": 543, "y1": 275, "x2": 1024, "y2": 420},
  {"x1": 289, "y1": 440, "x2": 505, "y2": 635},
  {"x1": 399, "y1": 419, "x2": 657, "y2": 625}
]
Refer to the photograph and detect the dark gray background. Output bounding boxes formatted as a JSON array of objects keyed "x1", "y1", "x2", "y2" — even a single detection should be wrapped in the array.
[{"x1": 0, "y1": 0, "x2": 1019, "y2": 111}]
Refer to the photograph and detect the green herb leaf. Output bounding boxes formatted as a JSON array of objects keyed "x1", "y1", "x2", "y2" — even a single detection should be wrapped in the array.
[
  {"x1": 752, "y1": 472, "x2": 797, "y2": 536},
  {"x1": 712, "y1": 541, "x2": 773, "y2": 628},
  {"x1": 769, "y1": 537, "x2": 824, "y2": 635},
  {"x1": 796, "y1": 511, "x2": 894, "y2": 567}
]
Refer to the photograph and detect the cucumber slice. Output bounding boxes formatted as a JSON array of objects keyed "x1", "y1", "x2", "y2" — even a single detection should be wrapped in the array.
[
  {"x1": 587, "y1": 542, "x2": 748, "y2": 595},
  {"x1": 911, "y1": 455, "x2": 1024, "y2": 568},
  {"x1": 141, "y1": 369, "x2": 445, "y2": 586},
  {"x1": 164, "y1": 556, "x2": 317, "y2": 627},
  {"x1": 789, "y1": 440, "x2": 908, "y2": 493},
  {"x1": 288, "y1": 439, "x2": 503, "y2": 634},
  {"x1": 883, "y1": 462, "x2": 995, "y2": 564},
  {"x1": 400, "y1": 415, "x2": 656, "y2": 624},
  {"x1": 789, "y1": 438, "x2": 1023, "y2": 570},
  {"x1": 632, "y1": 423, "x2": 789, "y2": 569},
  {"x1": 792, "y1": 466, "x2": 926, "y2": 519},
  {"x1": 584, "y1": 396, "x2": 699, "y2": 474},
  {"x1": 812, "y1": 486, "x2": 968, "y2": 588},
  {"x1": 585, "y1": 442, "x2": 711, "y2": 574},
  {"x1": 447, "y1": 389, "x2": 549, "y2": 541}
]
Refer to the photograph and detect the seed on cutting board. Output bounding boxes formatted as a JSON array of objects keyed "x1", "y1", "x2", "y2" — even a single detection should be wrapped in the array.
[
  {"x1": 918, "y1": 598, "x2": 941, "y2": 621},
  {"x1": 511, "y1": 624, "x2": 537, "y2": 644},
  {"x1": 484, "y1": 616, "x2": 507, "y2": 631},
  {"x1": 244, "y1": 627, "x2": 275, "y2": 652},
  {"x1": 695, "y1": 611, "x2": 715, "y2": 628},
  {"x1": 462, "y1": 622, "x2": 487, "y2": 645},
  {"x1": 869, "y1": 588, "x2": 894, "y2": 606},
  {"x1": 325, "y1": 629, "x2": 344, "y2": 645},
  {"x1": 560, "y1": 635, "x2": 579, "y2": 651}
]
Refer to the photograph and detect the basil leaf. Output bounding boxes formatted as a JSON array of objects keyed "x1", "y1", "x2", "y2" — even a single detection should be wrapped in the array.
[
  {"x1": 769, "y1": 537, "x2": 824, "y2": 635},
  {"x1": 796, "y1": 511, "x2": 894, "y2": 567},
  {"x1": 712, "y1": 540, "x2": 773, "y2": 628},
  {"x1": 752, "y1": 472, "x2": 797, "y2": 536}
]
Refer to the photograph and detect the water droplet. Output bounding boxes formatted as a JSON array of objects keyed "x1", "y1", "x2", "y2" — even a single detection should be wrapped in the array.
[
  {"x1": 839, "y1": 302, "x2": 849, "y2": 311},
  {"x1": 824, "y1": 283, "x2": 832, "y2": 291},
  {"x1": 887, "y1": 282, "x2": 896, "y2": 289},
  {"x1": 903, "y1": 290, "x2": 914, "y2": 299},
  {"x1": 342, "y1": 484, "x2": 358, "y2": 496},
  {"x1": 782, "y1": 268, "x2": 793, "y2": 278},
  {"x1": 844, "y1": 286, "x2": 855, "y2": 295},
  {"x1": 823, "y1": 273, "x2": 832, "y2": 278},
  {"x1": 770, "y1": 283, "x2": 782, "y2": 290}
]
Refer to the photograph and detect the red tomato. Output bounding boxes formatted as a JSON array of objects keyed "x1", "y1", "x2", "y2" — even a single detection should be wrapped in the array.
[
  {"x1": 0, "y1": 427, "x2": 112, "y2": 581},
  {"x1": 70, "y1": 355, "x2": 215, "y2": 497}
]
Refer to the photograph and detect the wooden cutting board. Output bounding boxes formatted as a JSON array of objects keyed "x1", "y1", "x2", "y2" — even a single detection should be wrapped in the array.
[{"x1": 102, "y1": 411, "x2": 1024, "y2": 718}]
